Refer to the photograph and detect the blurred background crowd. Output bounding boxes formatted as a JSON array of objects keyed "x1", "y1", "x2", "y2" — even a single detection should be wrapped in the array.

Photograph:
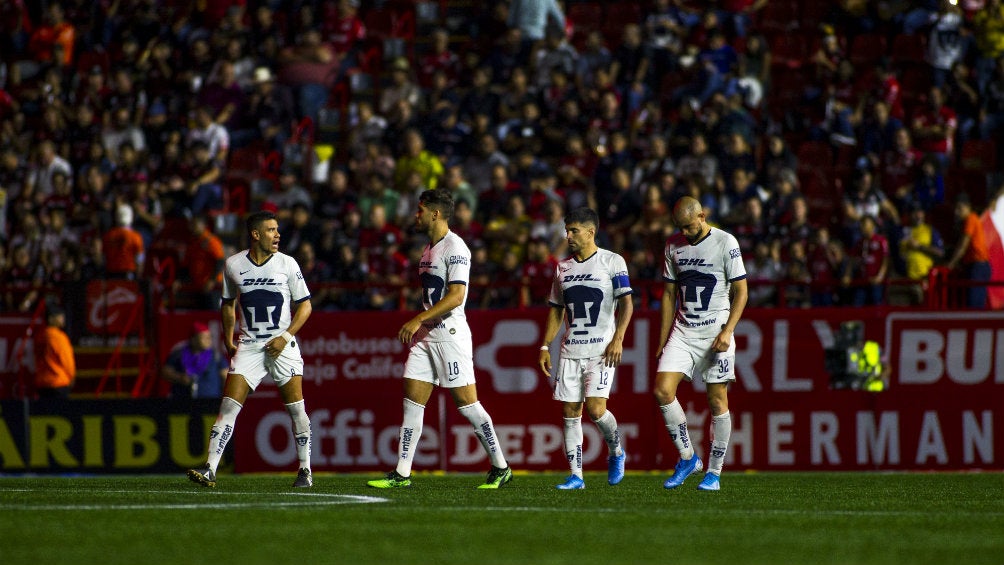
[{"x1": 1, "y1": 0, "x2": 1001, "y2": 319}]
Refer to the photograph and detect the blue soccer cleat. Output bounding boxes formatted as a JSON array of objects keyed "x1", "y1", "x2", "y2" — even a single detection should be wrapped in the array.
[
  {"x1": 663, "y1": 455, "x2": 703, "y2": 489},
  {"x1": 607, "y1": 452, "x2": 626, "y2": 485},
  {"x1": 697, "y1": 472, "x2": 720, "y2": 491},
  {"x1": 556, "y1": 475, "x2": 585, "y2": 490}
]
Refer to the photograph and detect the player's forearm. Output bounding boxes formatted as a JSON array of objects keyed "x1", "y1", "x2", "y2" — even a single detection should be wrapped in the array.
[
  {"x1": 612, "y1": 295, "x2": 634, "y2": 344},
  {"x1": 724, "y1": 280, "x2": 748, "y2": 334},
  {"x1": 416, "y1": 285, "x2": 464, "y2": 322},
  {"x1": 286, "y1": 299, "x2": 313, "y2": 336},
  {"x1": 220, "y1": 301, "x2": 236, "y2": 344},
  {"x1": 542, "y1": 305, "x2": 564, "y2": 345},
  {"x1": 659, "y1": 283, "x2": 677, "y2": 345}
]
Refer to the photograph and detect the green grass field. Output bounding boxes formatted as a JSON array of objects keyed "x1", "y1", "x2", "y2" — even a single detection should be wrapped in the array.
[{"x1": 1, "y1": 471, "x2": 1001, "y2": 565}]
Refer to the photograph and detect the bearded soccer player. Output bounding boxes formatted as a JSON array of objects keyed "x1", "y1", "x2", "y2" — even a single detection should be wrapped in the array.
[
  {"x1": 368, "y1": 189, "x2": 512, "y2": 489},
  {"x1": 188, "y1": 210, "x2": 314, "y2": 488},
  {"x1": 654, "y1": 196, "x2": 747, "y2": 491},
  {"x1": 539, "y1": 207, "x2": 633, "y2": 490}
]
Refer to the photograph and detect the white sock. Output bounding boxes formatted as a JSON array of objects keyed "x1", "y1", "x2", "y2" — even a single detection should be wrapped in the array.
[
  {"x1": 285, "y1": 400, "x2": 311, "y2": 472},
  {"x1": 708, "y1": 411, "x2": 732, "y2": 476},
  {"x1": 207, "y1": 397, "x2": 242, "y2": 472},
  {"x1": 563, "y1": 417, "x2": 583, "y2": 477},
  {"x1": 591, "y1": 410, "x2": 623, "y2": 457},
  {"x1": 659, "y1": 399, "x2": 695, "y2": 460},
  {"x1": 459, "y1": 401, "x2": 507, "y2": 468},
  {"x1": 395, "y1": 399, "x2": 425, "y2": 477}
]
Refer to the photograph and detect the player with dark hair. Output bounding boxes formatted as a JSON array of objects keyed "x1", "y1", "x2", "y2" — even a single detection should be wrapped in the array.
[
  {"x1": 188, "y1": 210, "x2": 315, "y2": 488},
  {"x1": 539, "y1": 207, "x2": 634, "y2": 489},
  {"x1": 368, "y1": 189, "x2": 513, "y2": 489},
  {"x1": 654, "y1": 195, "x2": 748, "y2": 491}
]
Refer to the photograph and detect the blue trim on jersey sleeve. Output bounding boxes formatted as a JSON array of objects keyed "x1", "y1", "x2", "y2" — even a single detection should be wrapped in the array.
[
  {"x1": 548, "y1": 300, "x2": 563, "y2": 308},
  {"x1": 222, "y1": 296, "x2": 236, "y2": 303},
  {"x1": 614, "y1": 290, "x2": 633, "y2": 299},
  {"x1": 729, "y1": 274, "x2": 748, "y2": 282},
  {"x1": 293, "y1": 294, "x2": 312, "y2": 303},
  {"x1": 612, "y1": 274, "x2": 631, "y2": 290},
  {"x1": 449, "y1": 280, "x2": 468, "y2": 286},
  {"x1": 662, "y1": 276, "x2": 677, "y2": 283}
]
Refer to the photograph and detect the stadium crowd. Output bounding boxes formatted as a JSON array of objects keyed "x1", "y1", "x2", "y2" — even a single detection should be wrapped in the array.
[{"x1": 1, "y1": 0, "x2": 1001, "y2": 320}]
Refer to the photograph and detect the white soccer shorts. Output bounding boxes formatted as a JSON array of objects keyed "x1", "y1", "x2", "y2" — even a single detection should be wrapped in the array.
[
  {"x1": 230, "y1": 338, "x2": 304, "y2": 390},
  {"x1": 552, "y1": 356, "x2": 616, "y2": 402},
  {"x1": 402, "y1": 339, "x2": 476, "y2": 389},
  {"x1": 657, "y1": 329, "x2": 736, "y2": 383}
]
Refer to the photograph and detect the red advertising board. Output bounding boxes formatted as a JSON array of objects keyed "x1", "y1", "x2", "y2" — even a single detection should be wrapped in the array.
[{"x1": 203, "y1": 308, "x2": 1003, "y2": 474}]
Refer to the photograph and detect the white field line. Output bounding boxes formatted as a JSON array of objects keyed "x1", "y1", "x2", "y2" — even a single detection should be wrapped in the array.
[{"x1": 0, "y1": 489, "x2": 389, "y2": 510}]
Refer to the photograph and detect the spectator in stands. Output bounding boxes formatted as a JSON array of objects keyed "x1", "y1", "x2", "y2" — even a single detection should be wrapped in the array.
[
  {"x1": 675, "y1": 133, "x2": 718, "y2": 189},
  {"x1": 380, "y1": 57, "x2": 422, "y2": 117},
  {"x1": 34, "y1": 303, "x2": 75, "y2": 400},
  {"x1": 745, "y1": 239, "x2": 783, "y2": 307},
  {"x1": 175, "y1": 214, "x2": 224, "y2": 309},
  {"x1": 276, "y1": 27, "x2": 338, "y2": 127},
  {"x1": 946, "y1": 193, "x2": 991, "y2": 309},
  {"x1": 842, "y1": 167, "x2": 900, "y2": 244},
  {"x1": 420, "y1": 28, "x2": 461, "y2": 88},
  {"x1": 322, "y1": 0, "x2": 366, "y2": 79},
  {"x1": 508, "y1": 0, "x2": 566, "y2": 47},
  {"x1": 161, "y1": 321, "x2": 227, "y2": 399},
  {"x1": 484, "y1": 192, "x2": 533, "y2": 264},
  {"x1": 860, "y1": 101, "x2": 903, "y2": 167},
  {"x1": 102, "y1": 203, "x2": 144, "y2": 279},
  {"x1": 174, "y1": 140, "x2": 223, "y2": 217},
  {"x1": 393, "y1": 129, "x2": 444, "y2": 192},
  {"x1": 927, "y1": 0, "x2": 967, "y2": 88},
  {"x1": 3, "y1": 243, "x2": 42, "y2": 313},
  {"x1": 28, "y1": 2, "x2": 76, "y2": 69},
  {"x1": 39, "y1": 207, "x2": 75, "y2": 279},
  {"x1": 25, "y1": 140, "x2": 72, "y2": 205},
  {"x1": 911, "y1": 86, "x2": 958, "y2": 166},
  {"x1": 898, "y1": 203, "x2": 945, "y2": 304},
  {"x1": 297, "y1": 241, "x2": 334, "y2": 311},
  {"x1": 197, "y1": 60, "x2": 246, "y2": 135},
  {"x1": 186, "y1": 105, "x2": 230, "y2": 164},
  {"x1": 850, "y1": 215, "x2": 889, "y2": 306},
  {"x1": 803, "y1": 228, "x2": 836, "y2": 306},
  {"x1": 979, "y1": 57, "x2": 1004, "y2": 143},
  {"x1": 972, "y1": 0, "x2": 1004, "y2": 94},
  {"x1": 881, "y1": 127, "x2": 924, "y2": 208}
]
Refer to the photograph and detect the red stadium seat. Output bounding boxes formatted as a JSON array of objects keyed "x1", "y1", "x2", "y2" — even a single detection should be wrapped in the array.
[
  {"x1": 796, "y1": 140, "x2": 834, "y2": 171},
  {"x1": 568, "y1": 2, "x2": 603, "y2": 32},
  {"x1": 890, "y1": 34, "x2": 926, "y2": 65},
  {"x1": 756, "y1": 1, "x2": 800, "y2": 34},
  {"x1": 959, "y1": 139, "x2": 997, "y2": 172},
  {"x1": 849, "y1": 33, "x2": 887, "y2": 67}
]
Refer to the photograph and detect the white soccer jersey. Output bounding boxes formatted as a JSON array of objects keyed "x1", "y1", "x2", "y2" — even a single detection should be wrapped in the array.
[
  {"x1": 222, "y1": 251, "x2": 311, "y2": 343},
  {"x1": 549, "y1": 248, "x2": 632, "y2": 359},
  {"x1": 415, "y1": 231, "x2": 472, "y2": 343},
  {"x1": 662, "y1": 228, "x2": 746, "y2": 339}
]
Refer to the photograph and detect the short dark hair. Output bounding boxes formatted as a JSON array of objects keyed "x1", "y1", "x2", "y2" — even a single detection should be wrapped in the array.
[
  {"x1": 564, "y1": 207, "x2": 598, "y2": 228},
  {"x1": 246, "y1": 210, "x2": 277, "y2": 240},
  {"x1": 418, "y1": 189, "x2": 455, "y2": 220}
]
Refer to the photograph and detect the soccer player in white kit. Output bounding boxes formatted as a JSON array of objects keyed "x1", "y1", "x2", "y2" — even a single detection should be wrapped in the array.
[
  {"x1": 367, "y1": 189, "x2": 512, "y2": 489},
  {"x1": 539, "y1": 208, "x2": 634, "y2": 490},
  {"x1": 655, "y1": 196, "x2": 747, "y2": 491},
  {"x1": 188, "y1": 210, "x2": 315, "y2": 488}
]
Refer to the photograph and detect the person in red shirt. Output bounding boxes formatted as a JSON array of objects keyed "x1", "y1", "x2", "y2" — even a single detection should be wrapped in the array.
[
  {"x1": 34, "y1": 304, "x2": 75, "y2": 399},
  {"x1": 27, "y1": 3, "x2": 76, "y2": 68},
  {"x1": 419, "y1": 28, "x2": 460, "y2": 88},
  {"x1": 881, "y1": 128, "x2": 924, "y2": 205},
  {"x1": 177, "y1": 215, "x2": 225, "y2": 309},
  {"x1": 946, "y1": 193, "x2": 991, "y2": 308},
  {"x1": 911, "y1": 86, "x2": 958, "y2": 164},
  {"x1": 102, "y1": 204, "x2": 145, "y2": 279},
  {"x1": 521, "y1": 236, "x2": 558, "y2": 307},
  {"x1": 851, "y1": 215, "x2": 889, "y2": 306}
]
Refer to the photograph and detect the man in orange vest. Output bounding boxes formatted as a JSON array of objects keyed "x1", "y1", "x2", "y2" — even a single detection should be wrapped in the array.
[{"x1": 34, "y1": 304, "x2": 76, "y2": 399}]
